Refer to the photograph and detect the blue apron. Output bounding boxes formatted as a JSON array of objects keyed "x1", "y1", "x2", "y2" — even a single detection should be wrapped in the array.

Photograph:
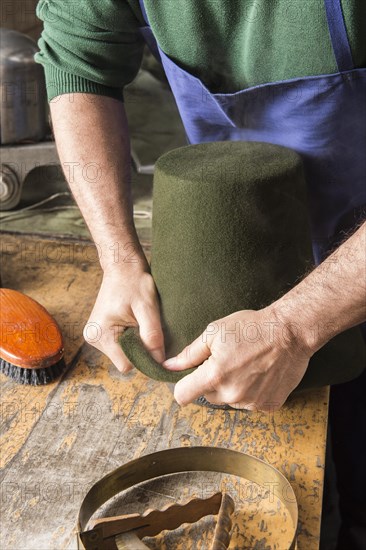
[
  {"x1": 138, "y1": 0, "x2": 365, "y2": 264},
  {"x1": 137, "y1": 5, "x2": 366, "y2": 538}
]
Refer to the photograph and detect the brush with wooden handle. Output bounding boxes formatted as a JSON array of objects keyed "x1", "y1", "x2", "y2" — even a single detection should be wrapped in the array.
[{"x1": 0, "y1": 288, "x2": 65, "y2": 385}]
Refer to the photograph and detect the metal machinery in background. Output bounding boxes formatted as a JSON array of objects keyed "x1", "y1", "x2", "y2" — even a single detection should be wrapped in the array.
[
  {"x1": 0, "y1": 28, "x2": 59, "y2": 210},
  {"x1": 0, "y1": 28, "x2": 153, "y2": 212}
]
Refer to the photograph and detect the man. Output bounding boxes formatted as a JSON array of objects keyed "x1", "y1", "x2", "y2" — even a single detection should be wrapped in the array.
[{"x1": 35, "y1": 1, "x2": 365, "y2": 547}]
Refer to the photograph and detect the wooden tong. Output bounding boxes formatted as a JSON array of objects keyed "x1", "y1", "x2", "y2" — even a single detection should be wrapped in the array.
[{"x1": 87, "y1": 492, "x2": 235, "y2": 549}]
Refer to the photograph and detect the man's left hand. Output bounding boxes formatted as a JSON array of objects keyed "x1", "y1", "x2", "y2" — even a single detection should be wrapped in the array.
[{"x1": 163, "y1": 308, "x2": 312, "y2": 411}]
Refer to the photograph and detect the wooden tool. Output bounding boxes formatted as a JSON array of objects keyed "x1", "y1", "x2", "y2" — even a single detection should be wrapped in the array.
[
  {"x1": 211, "y1": 493, "x2": 235, "y2": 550},
  {"x1": 87, "y1": 492, "x2": 234, "y2": 550}
]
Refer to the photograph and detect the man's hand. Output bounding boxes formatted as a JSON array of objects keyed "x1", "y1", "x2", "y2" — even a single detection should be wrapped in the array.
[
  {"x1": 84, "y1": 266, "x2": 165, "y2": 373},
  {"x1": 50, "y1": 94, "x2": 165, "y2": 372},
  {"x1": 164, "y1": 223, "x2": 366, "y2": 411},
  {"x1": 163, "y1": 308, "x2": 311, "y2": 411}
]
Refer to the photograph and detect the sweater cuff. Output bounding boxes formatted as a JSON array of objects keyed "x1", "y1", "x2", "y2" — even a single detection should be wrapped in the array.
[{"x1": 43, "y1": 64, "x2": 124, "y2": 102}]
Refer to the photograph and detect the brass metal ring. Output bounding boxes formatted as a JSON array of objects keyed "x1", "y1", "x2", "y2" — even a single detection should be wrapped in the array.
[{"x1": 77, "y1": 446, "x2": 298, "y2": 549}]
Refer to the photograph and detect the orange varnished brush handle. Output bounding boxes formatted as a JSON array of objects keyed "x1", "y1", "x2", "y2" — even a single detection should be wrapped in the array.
[{"x1": 0, "y1": 289, "x2": 64, "y2": 369}]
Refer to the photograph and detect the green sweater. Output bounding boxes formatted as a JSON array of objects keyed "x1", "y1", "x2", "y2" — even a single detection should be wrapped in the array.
[{"x1": 35, "y1": 0, "x2": 366, "y2": 102}]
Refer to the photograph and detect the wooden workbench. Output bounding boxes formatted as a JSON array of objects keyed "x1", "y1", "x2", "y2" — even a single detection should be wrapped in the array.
[{"x1": 0, "y1": 233, "x2": 328, "y2": 550}]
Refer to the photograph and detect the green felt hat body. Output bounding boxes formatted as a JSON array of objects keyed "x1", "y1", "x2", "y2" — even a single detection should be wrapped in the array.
[{"x1": 120, "y1": 142, "x2": 365, "y2": 392}]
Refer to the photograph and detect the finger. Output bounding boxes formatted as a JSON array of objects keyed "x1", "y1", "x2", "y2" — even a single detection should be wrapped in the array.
[
  {"x1": 106, "y1": 325, "x2": 135, "y2": 373},
  {"x1": 201, "y1": 391, "x2": 228, "y2": 406},
  {"x1": 204, "y1": 392, "x2": 264, "y2": 411},
  {"x1": 83, "y1": 322, "x2": 133, "y2": 373},
  {"x1": 135, "y1": 303, "x2": 165, "y2": 363},
  {"x1": 203, "y1": 390, "x2": 258, "y2": 410},
  {"x1": 104, "y1": 342, "x2": 133, "y2": 373},
  {"x1": 174, "y1": 358, "x2": 220, "y2": 405},
  {"x1": 225, "y1": 401, "x2": 258, "y2": 411},
  {"x1": 228, "y1": 398, "x2": 283, "y2": 412},
  {"x1": 163, "y1": 330, "x2": 212, "y2": 371}
]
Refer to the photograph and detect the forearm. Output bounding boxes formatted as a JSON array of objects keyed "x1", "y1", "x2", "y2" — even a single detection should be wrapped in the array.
[
  {"x1": 272, "y1": 222, "x2": 366, "y2": 352},
  {"x1": 50, "y1": 94, "x2": 145, "y2": 273}
]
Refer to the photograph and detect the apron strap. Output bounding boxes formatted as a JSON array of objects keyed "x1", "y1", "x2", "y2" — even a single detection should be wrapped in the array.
[
  {"x1": 138, "y1": 0, "x2": 149, "y2": 26},
  {"x1": 137, "y1": 0, "x2": 161, "y2": 61},
  {"x1": 324, "y1": 0, "x2": 354, "y2": 72}
]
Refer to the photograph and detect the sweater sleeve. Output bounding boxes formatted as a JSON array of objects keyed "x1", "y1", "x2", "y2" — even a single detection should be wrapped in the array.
[{"x1": 35, "y1": 0, "x2": 145, "y2": 102}]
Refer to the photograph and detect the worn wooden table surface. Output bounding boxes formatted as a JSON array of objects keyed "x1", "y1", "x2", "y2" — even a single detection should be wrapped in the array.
[{"x1": 0, "y1": 233, "x2": 328, "y2": 550}]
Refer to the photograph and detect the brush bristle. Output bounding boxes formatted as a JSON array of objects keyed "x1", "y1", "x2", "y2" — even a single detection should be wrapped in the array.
[{"x1": 0, "y1": 357, "x2": 67, "y2": 385}]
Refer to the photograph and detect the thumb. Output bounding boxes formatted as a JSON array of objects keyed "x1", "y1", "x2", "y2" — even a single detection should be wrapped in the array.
[
  {"x1": 135, "y1": 303, "x2": 165, "y2": 363},
  {"x1": 163, "y1": 328, "x2": 213, "y2": 370}
]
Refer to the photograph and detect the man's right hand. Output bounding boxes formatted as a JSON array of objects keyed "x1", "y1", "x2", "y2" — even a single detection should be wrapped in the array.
[
  {"x1": 84, "y1": 266, "x2": 165, "y2": 373},
  {"x1": 49, "y1": 94, "x2": 164, "y2": 372}
]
